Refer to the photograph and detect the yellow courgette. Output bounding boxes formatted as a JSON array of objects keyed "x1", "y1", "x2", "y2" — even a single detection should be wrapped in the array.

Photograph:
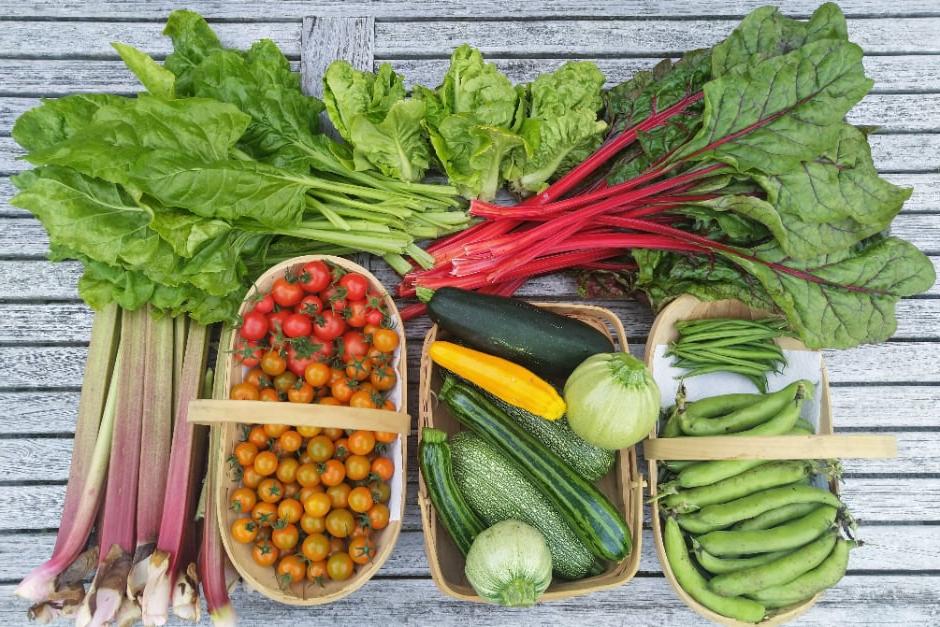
[{"x1": 428, "y1": 341, "x2": 565, "y2": 420}]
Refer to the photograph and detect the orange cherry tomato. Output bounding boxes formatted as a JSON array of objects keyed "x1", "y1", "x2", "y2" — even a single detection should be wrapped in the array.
[
  {"x1": 375, "y1": 431, "x2": 397, "y2": 444},
  {"x1": 257, "y1": 478, "x2": 284, "y2": 504},
  {"x1": 287, "y1": 382, "x2": 314, "y2": 403},
  {"x1": 244, "y1": 367, "x2": 268, "y2": 388},
  {"x1": 297, "y1": 425, "x2": 322, "y2": 438},
  {"x1": 333, "y1": 438, "x2": 350, "y2": 462},
  {"x1": 327, "y1": 483, "x2": 352, "y2": 509},
  {"x1": 323, "y1": 427, "x2": 345, "y2": 441},
  {"x1": 328, "y1": 368, "x2": 345, "y2": 385},
  {"x1": 298, "y1": 450, "x2": 314, "y2": 464},
  {"x1": 382, "y1": 399, "x2": 395, "y2": 411},
  {"x1": 261, "y1": 350, "x2": 287, "y2": 376},
  {"x1": 306, "y1": 559, "x2": 327, "y2": 582},
  {"x1": 273, "y1": 371, "x2": 297, "y2": 393},
  {"x1": 369, "y1": 480, "x2": 391, "y2": 504},
  {"x1": 275, "y1": 457, "x2": 299, "y2": 484},
  {"x1": 330, "y1": 378, "x2": 356, "y2": 403},
  {"x1": 300, "y1": 513, "x2": 326, "y2": 535},
  {"x1": 370, "y1": 457, "x2": 394, "y2": 482},
  {"x1": 251, "y1": 501, "x2": 278, "y2": 527},
  {"x1": 318, "y1": 397, "x2": 342, "y2": 406},
  {"x1": 349, "y1": 389, "x2": 377, "y2": 409},
  {"x1": 276, "y1": 554, "x2": 306, "y2": 585},
  {"x1": 326, "y1": 553, "x2": 354, "y2": 581},
  {"x1": 301, "y1": 533, "x2": 331, "y2": 562},
  {"x1": 263, "y1": 423, "x2": 289, "y2": 438},
  {"x1": 319, "y1": 459, "x2": 346, "y2": 487},
  {"x1": 230, "y1": 487, "x2": 257, "y2": 514},
  {"x1": 325, "y1": 509, "x2": 355, "y2": 538},
  {"x1": 277, "y1": 498, "x2": 303, "y2": 524},
  {"x1": 367, "y1": 503, "x2": 390, "y2": 530},
  {"x1": 370, "y1": 365, "x2": 396, "y2": 392},
  {"x1": 306, "y1": 435, "x2": 335, "y2": 463},
  {"x1": 247, "y1": 425, "x2": 270, "y2": 449},
  {"x1": 242, "y1": 467, "x2": 263, "y2": 489},
  {"x1": 345, "y1": 454, "x2": 371, "y2": 481},
  {"x1": 278, "y1": 430, "x2": 303, "y2": 453},
  {"x1": 253, "y1": 450, "x2": 279, "y2": 477},
  {"x1": 230, "y1": 382, "x2": 260, "y2": 401},
  {"x1": 348, "y1": 536, "x2": 376, "y2": 565},
  {"x1": 348, "y1": 486, "x2": 374, "y2": 514},
  {"x1": 252, "y1": 539, "x2": 279, "y2": 567},
  {"x1": 233, "y1": 441, "x2": 258, "y2": 467},
  {"x1": 271, "y1": 523, "x2": 299, "y2": 551},
  {"x1": 367, "y1": 346, "x2": 390, "y2": 366},
  {"x1": 259, "y1": 387, "x2": 280, "y2": 402},
  {"x1": 372, "y1": 328, "x2": 399, "y2": 353},
  {"x1": 283, "y1": 482, "x2": 300, "y2": 500},
  {"x1": 304, "y1": 362, "x2": 332, "y2": 387},
  {"x1": 303, "y1": 492, "x2": 332, "y2": 518},
  {"x1": 345, "y1": 358, "x2": 373, "y2": 382},
  {"x1": 296, "y1": 463, "x2": 321, "y2": 488},
  {"x1": 328, "y1": 536, "x2": 346, "y2": 556},
  {"x1": 347, "y1": 430, "x2": 376, "y2": 456},
  {"x1": 230, "y1": 517, "x2": 258, "y2": 544},
  {"x1": 350, "y1": 518, "x2": 372, "y2": 538}
]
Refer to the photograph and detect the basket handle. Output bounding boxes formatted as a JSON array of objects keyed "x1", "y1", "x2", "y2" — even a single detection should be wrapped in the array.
[
  {"x1": 188, "y1": 399, "x2": 411, "y2": 435},
  {"x1": 643, "y1": 434, "x2": 896, "y2": 461}
]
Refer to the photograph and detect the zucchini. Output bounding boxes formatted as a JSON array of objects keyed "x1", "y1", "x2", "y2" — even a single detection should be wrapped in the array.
[
  {"x1": 440, "y1": 377, "x2": 632, "y2": 562},
  {"x1": 418, "y1": 428, "x2": 486, "y2": 557},
  {"x1": 425, "y1": 287, "x2": 613, "y2": 380},
  {"x1": 450, "y1": 432, "x2": 595, "y2": 579},
  {"x1": 484, "y1": 390, "x2": 615, "y2": 482}
]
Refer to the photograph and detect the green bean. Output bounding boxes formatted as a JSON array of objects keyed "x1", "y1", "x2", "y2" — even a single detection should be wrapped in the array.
[
  {"x1": 663, "y1": 516, "x2": 766, "y2": 623},
  {"x1": 708, "y1": 530, "x2": 839, "y2": 597},
  {"x1": 734, "y1": 503, "x2": 821, "y2": 531},
  {"x1": 685, "y1": 363, "x2": 769, "y2": 378},
  {"x1": 676, "y1": 346, "x2": 783, "y2": 368},
  {"x1": 733, "y1": 400, "x2": 804, "y2": 436},
  {"x1": 747, "y1": 539, "x2": 854, "y2": 609},
  {"x1": 683, "y1": 392, "x2": 766, "y2": 420},
  {"x1": 679, "y1": 330, "x2": 782, "y2": 347},
  {"x1": 661, "y1": 461, "x2": 817, "y2": 514},
  {"x1": 677, "y1": 486, "x2": 841, "y2": 535},
  {"x1": 694, "y1": 505, "x2": 839, "y2": 557},
  {"x1": 694, "y1": 547, "x2": 794, "y2": 575},
  {"x1": 679, "y1": 381, "x2": 807, "y2": 436}
]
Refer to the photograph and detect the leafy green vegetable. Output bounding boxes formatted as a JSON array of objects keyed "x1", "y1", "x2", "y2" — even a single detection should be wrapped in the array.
[{"x1": 111, "y1": 43, "x2": 176, "y2": 99}]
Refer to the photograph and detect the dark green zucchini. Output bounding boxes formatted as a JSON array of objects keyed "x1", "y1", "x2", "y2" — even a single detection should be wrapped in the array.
[
  {"x1": 439, "y1": 376, "x2": 632, "y2": 562},
  {"x1": 424, "y1": 287, "x2": 613, "y2": 380},
  {"x1": 418, "y1": 427, "x2": 486, "y2": 556}
]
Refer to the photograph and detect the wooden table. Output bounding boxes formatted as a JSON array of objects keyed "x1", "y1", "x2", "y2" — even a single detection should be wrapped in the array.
[{"x1": 0, "y1": 1, "x2": 937, "y2": 625}]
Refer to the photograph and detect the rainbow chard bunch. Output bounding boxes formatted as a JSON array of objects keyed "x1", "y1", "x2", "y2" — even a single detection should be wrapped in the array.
[{"x1": 403, "y1": 3, "x2": 935, "y2": 349}]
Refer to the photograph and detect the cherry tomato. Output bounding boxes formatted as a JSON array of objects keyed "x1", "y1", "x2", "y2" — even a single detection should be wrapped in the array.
[
  {"x1": 234, "y1": 339, "x2": 264, "y2": 368},
  {"x1": 296, "y1": 463, "x2": 320, "y2": 488},
  {"x1": 296, "y1": 294, "x2": 323, "y2": 316},
  {"x1": 283, "y1": 482, "x2": 300, "y2": 500},
  {"x1": 299, "y1": 261, "x2": 331, "y2": 293},
  {"x1": 319, "y1": 459, "x2": 346, "y2": 487},
  {"x1": 365, "y1": 307, "x2": 385, "y2": 327},
  {"x1": 230, "y1": 382, "x2": 260, "y2": 401},
  {"x1": 297, "y1": 425, "x2": 322, "y2": 438},
  {"x1": 304, "y1": 362, "x2": 331, "y2": 387},
  {"x1": 257, "y1": 478, "x2": 284, "y2": 504},
  {"x1": 382, "y1": 399, "x2": 395, "y2": 411},
  {"x1": 251, "y1": 501, "x2": 278, "y2": 527},
  {"x1": 277, "y1": 431, "x2": 303, "y2": 455},
  {"x1": 282, "y1": 313, "x2": 312, "y2": 338},
  {"x1": 242, "y1": 467, "x2": 264, "y2": 490},
  {"x1": 329, "y1": 368, "x2": 345, "y2": 385},
  {"x1": 287, "y1": 382, "x2": 314, "y2": 404},
  {"x1": 233, "y1": 441, "x2": 258, "y2": 467},
  {"x1": 299, "y1": 485, "x2": 323, "y2": 503},
  {"x1": 253, "y1": 450, "x2": 279, "y2": 477},
  {"x1": 260, "y1": 350, "x2": 287, "y2": 376},
  {"x1": 322, "y1": 286, "x2": 348, "y2": 313},
  {"x1": 345, "y1": 357, "x2": 372, "y2": 382},
  {"x1": 369, "y1": 480, "x2": 391, "y2": 504},
  {"x1": 347, "y1": 431, "x2": 376, "y2": 456},
  {"x1": 239, "y1": 310, "x2": 269, "y2": 341},
  {"x1": 313, "y1": 310, "x2": 346, "y2": 342},
  {"x1": 345, "y1": 455, "x2": 371, "y2": 481},
  {"x1": 324, "y1": 427, "x2": 344, "y2": 441},
  {"x1": 306, "y1": 435, "x2": 334, "y2": 463},
  {"x1": 345, "y1": 300, "x2": 368, "y2": 327},
  {"x1": 367, "y1": 346, "x2": 391, "y2": 366},
  {"x1": 325, "y1": 509, "x2": 355, "y2": 538},
  {"x1": 347, "y1": 486, "x2": 374, "y2": 514},
  {"x1": 230, "y1": 487, "x2": 257, "y2": 514},
  {"x1": 327, "y1": 483, "x2": 352, "y2": 509},
  {"x1": 327, "y1": 552, "x2": 354, "y2": 581},
  {"x1": 300, "y1": 513, "x2": 325, "y2": 535},
  {"x1": 370, "y1": 365, "x2": 396, "y2": 391},
  {"x1": 273, "y1": 371, "x2": 298, "y2": 393},
  {"x1": 247, "y1": 425, "x2": 270, "y2": 449},
  {"x1": 372, "y1": 328, "x2": 399, "y2": 353},
  {"x1": 349, "y1": 389, "x2": 377, "y2": 409},
  {"x1": 370, "y1": 457, "x2": 394, "y2": 482},
  {"x1": 267, "y1": 309, "x2": 290, "y2": 336},
  {"x1": 367, "y1": 503, "x2": 390, "y2": 530},
  {"x1": 329, "y1": 536, "x2": 346, "y2": 556},
  {"x1": 277, "y1": 498, "x2": 303, "y2": 524},
  {"x1": 252, "y1": 539, "x2": 279, "y2": 567},
  {"x1": 319, "y1": 397, "x2": 341, "y2": 406},
  {"x1": 339, "y1": 273, "x2": 370, "y2": 302},
  {"x1": 271, "y1": 277, "x2": 304, "y2": 308},
  {"x1": 230, "y1": 518, "x2": 259, "y2": 544},
  {"x1": 351, "y1": 518, "x2": 372, "y2": 538},
  {"x1": 304, "y1": 491, "x2": 332, "y2": 518},
  {"x1": 333, "y1": 438, "x2": 350, "y2": 462},
  {"x1": 252, "y1": 292, "x2": 274, "y2": 313},
  {"x1": 259, "y1": 389, "x2": 279, "y2": 405},
  {"x1": 330, "y1": 378, "x2": 356, "y2": 403},
  {"x1": 285, "y1": 343, "x2": 321, "y2": 378},
  {"x1": 375, "y1": 431, "x2": 397, "y2": 444},
  {"x1": 276, "y1": 554, "x2": 306, "y2": 585},
  {"x1": 275, "y1": 457, "x2": 299, "y2": 484},
  {"x1": 244, "y1": 367, "x2": 269, "y2": 388},
  {"x1": 348, "y1": 536, "x2": 376, "y2": 565},
  {"x1": 263, "y1": 423, "x2": 289, "y2": 438},
  {"x1": 271, "y1": 523, "x2": 299, "y2": 551},
  {"x1": 306, "y1": 559, "x2": 328, "y2": 583},
  {"x1": 301, "y1": 533, "x2": 331, "y2": 562},
  {"x1": 341, "y1": 331, "x2": 369, "y2": 362}
]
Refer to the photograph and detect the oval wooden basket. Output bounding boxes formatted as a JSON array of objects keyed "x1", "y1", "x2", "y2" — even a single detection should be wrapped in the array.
[
  {"x1": 195, "y1": 255, "x2": 409, "y2": 606},
  {"x1": 645, "y1": 295, "x2": 833, "y2": 626},
  {"x1": 417, "y1": 303, "x2": 644, "y2": 603}
]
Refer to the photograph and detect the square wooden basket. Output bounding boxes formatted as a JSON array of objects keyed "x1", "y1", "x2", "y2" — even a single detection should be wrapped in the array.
[
  {"x1": 643, "y1": 294, "x2": 896, "y2": 626},
  {"x1": 417, "y1": 302, "x2": 644, "y2": 602}
]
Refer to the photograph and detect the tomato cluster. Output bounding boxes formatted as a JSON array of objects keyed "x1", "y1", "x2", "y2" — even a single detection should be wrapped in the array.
[
  {"x1": 229, "y1": 261, "x2": 400, "y2": 408},
  {"x1": 228, "y1": 423, "x2": 396, "y2": 587}
]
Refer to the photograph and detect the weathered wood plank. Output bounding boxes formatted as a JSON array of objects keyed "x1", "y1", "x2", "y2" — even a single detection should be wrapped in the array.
[
  {"x1": 0, "y1": 303, "x2": 93, "y2": 343},
  {"x1": 300, "y1": 17, "x2": 374, "y2": 99},
  {"x1": 0, "y1": 21, "x2": 299, "y2": 60},
  {"x1": 0, "y1": 1, "x2": 937, "y2": 19},
  {"x1": 0, "y1": 391, "x2": 80, "y2": 434}
]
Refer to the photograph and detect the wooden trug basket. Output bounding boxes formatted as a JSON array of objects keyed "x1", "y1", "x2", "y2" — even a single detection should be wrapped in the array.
[
  {"x1": 644, "y1": 294, "x2": 895, "y2": 626},
  {"x1": 189, "y1": 255, "x2": 410, "y2": 606},
  {"x1": 418, "y1": 303, "x2": 644, "y2": 602}
]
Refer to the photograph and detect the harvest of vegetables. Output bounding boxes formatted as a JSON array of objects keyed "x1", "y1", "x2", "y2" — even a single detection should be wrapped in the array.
[{"x1": 7, "y1": 1, "x2": 929, "y2": 625}]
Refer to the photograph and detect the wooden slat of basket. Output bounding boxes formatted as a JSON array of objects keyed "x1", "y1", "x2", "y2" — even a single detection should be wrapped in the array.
[{"x1": 189, "y1": 399, "x2": 410, "y2": 435}]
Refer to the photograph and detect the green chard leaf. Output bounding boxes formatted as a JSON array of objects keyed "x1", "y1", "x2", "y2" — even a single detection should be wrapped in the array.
[
  {"x1": 112, "y1": 42, "x2": 176, "y2": 99},
  {"x1": 162, "y1": 9, "x2": 224, "y2": 95},
  {"x1": 12, "y1": 94, "x2": 127, "y2": 153}
]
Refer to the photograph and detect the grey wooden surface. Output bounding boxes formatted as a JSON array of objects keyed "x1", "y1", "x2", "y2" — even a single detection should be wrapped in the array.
[{"x1": 0, "y1": 2, "x2": 937, "y2": 625}]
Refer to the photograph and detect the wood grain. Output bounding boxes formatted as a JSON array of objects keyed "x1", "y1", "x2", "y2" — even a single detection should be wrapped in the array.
[{"x1": 300, "y1": 17, "x2": 374, "y2": 98}]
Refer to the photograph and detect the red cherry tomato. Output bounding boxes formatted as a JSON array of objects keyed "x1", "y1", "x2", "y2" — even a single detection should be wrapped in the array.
[
  {"x1": 234, "y1": 339, "x2": 265, "y2": 368},
  {"x1": 253, "y1": 293, "x2": 275, "y2": 314},
  {"x1": 339, "y1": 273, "x2": 370, "y2": 302},
  {"x1": 267, "y1": 309, "x2": 291, "y2": 336},
  {"x1": 299, "y1": 261, "x2": 332, "y2": 293},
  {"x1": 286, "y1": 343, "x2": 318, "y2": 378},
  {"x1": 312, "y1": 339, "x2": 335, "y2": 363},
  {"x1": 365, "y1": 307, "x2": 384, "y2": 327},
  {"x1": 282, "y1": 313, "x2": 313, "y2": 338},
  {"x1": 296, "y1": 295, "x2": 323, "y2": 317},
  {"x1": 271, "y1": 277, "x2": 304, "y2": 308},
  {"x1": 341, "y1": 331, "x2": 369, "y2": 361},
  {"x1": 313, "y1": 310, "x2": 346, "y2": 342},
  {"x1": 322, "y1": 286, "x2": 347, "y2": 313},
  {"x1": 345, "y1": 301, "x2": 368, "y2": 328},
  {"x1": 240, "y1": 310, "x2": 269, "y2": 341}
]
